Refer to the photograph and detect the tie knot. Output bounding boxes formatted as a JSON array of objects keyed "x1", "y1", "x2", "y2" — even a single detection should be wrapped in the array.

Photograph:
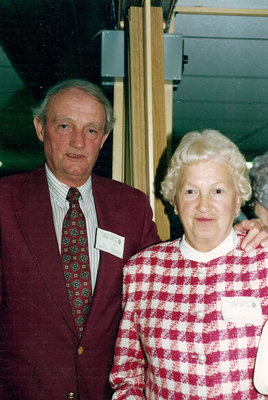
[{"x1": 66, "y1": 187, "x2": 81, "y2": 203}]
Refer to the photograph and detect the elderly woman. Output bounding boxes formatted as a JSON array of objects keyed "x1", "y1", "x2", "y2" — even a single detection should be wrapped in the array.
[
  {"x1": 250, "y1": 152, "x2": 268, "y2": 226},
  {"x1": 110, "y1": 130, "x2": 268, "y2": 399}
]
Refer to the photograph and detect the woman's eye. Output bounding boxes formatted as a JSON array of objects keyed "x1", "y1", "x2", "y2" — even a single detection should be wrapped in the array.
[
  {"x1": 183, "y1": 189, "x2": 197, "y2": 197},
  {"x1": 215, "y1": 189, "x2": 223, "y2": 194}
]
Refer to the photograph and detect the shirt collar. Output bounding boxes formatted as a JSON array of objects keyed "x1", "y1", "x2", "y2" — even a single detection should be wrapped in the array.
[
  {"x1": 45, "y1": 163, "x2": 92, "y2": 208},
  {"x1": 179, "y1": 228, "x2": 239, "y2": 262}
]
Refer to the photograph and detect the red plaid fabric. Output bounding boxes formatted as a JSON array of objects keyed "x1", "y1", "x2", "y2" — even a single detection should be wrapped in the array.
[{"x1": 110, "y1": 234, "x2": 268, "y2": 399}]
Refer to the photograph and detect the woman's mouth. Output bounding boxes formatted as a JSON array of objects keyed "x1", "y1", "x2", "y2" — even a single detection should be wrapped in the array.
[{"x1": 196, "y1": 218, "x2": 213, "y2": 223}]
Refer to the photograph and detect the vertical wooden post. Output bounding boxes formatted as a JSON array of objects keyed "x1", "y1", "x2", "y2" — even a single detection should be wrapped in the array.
[
  {"x1": 143, "y1": 0, "x2": 155, "y2": 214},
  {"x1": 123, "y1": 4, "x2": 171, "y2": 240},
  {"x1": 150, "y1": 6, "x2": 170, "y2": 240},
  {"x1": 112, "y1": 77, "x2": 125, "y2": 182},
  {"x1": 127, "y1": 7, "x2": 147, "y2": 193}
]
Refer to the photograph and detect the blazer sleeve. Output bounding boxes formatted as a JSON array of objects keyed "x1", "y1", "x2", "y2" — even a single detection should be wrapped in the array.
[
  {"x1": 138, "y1": 192, "x2": 161, "y2": 251},
  {"x1": 254, "y1": 321, "x2": 268, "y2": 394},
  {"x1": 0, "y1": 252, "x2": 2, "y2": 306}
]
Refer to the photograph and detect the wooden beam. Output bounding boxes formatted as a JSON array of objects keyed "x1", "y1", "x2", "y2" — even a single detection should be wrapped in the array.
[
  {"x1": 143, "y1": 0, "x2": 155, "y2": 212},
  {"x1": 112, "y1": 78, "x2": 125, "y2": 182},
  {"x1": 127, "y1": 7, "x2": 147, "y2": 192},
  {"x1": 126, "y1": 4, "x2": 170, "y2": 240},
  {"x1": 151, "y1": 6, "x2": 170, "y2": 240},
  {"x1": 175, "y1": 7, "x2": 268, "y2": 17}
]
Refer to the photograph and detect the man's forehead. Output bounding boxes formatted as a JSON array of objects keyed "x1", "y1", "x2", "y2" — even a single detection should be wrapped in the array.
[
  {"x1": 49, "y1": 88, "x2": 100, "y2": 105},
  {"x1": 46, "y1": 88, "x2": 105, "y2": 117}
]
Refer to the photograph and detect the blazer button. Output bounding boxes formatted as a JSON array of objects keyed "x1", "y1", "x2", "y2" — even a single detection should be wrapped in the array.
[
  {"x1": 77, "y1": 346, "x2": 84, "y2": 355},
  {"x1": 66, "y1": 392, "x2": 76, "y2": 399}
]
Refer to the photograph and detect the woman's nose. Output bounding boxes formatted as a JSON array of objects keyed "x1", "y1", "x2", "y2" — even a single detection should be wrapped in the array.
[{"x1": 197, "y1": 194, "x2": 210, "y2": 212}]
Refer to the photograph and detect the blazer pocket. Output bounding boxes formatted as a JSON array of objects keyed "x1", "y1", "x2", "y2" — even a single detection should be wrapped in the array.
[{"x1": 0, "y1": 358, "x2": 34, "y2": 388}]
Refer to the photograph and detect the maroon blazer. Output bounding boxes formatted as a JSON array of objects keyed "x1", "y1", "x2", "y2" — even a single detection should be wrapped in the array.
[{"x1": 0, "y1": 164, "x2": 160, "y2": 400}]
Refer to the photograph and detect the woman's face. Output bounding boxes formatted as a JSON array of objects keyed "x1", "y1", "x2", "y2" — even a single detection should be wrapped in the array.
[{"x1": 174, "y1": 159, "x2": 241, "y2": 252}]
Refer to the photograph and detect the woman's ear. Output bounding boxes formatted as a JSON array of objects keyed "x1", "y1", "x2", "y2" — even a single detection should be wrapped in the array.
[
  {"x1": 235, "y1": 196, "x2": 242, "y2": 217},
  {"x1": 173, "y1": 199, "x2": 179, "y2": 216}
]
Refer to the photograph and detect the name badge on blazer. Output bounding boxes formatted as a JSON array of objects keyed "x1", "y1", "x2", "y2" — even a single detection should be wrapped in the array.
[
  {"x1": 222, "y1": 296, "x2": 263, "y2": 324},
  {"x1": 95, "y1": 228, "x2": 125, "y2": 258}
]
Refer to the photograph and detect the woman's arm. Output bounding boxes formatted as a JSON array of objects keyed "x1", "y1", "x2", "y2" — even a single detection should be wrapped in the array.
[
  {"x1": 254, "y1": 321, "x2": 268, "y2": 395},
  {"x1": 110, "y1": 262, "x2": 146, "y2": 399}
]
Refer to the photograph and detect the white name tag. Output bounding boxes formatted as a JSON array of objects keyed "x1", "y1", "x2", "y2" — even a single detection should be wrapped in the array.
[
  {"x1": 95, "y1": 228, "x2": 125, "y2": 259},
  {"x1": 222, "y1": 296, "x2": 263, "y2": 324}
]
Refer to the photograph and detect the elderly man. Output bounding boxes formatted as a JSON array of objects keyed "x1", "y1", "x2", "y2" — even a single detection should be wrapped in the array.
[{"x1": 0, "y1": 79, "x2": 267, "y2": 400}]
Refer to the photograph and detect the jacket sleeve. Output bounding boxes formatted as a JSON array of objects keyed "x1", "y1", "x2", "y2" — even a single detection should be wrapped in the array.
[
  {"x1": 110, "y1": 261, "x2": 146, "y2": 399},
  {"x1": 254, "y1": 321, "x2": 268, "y2": 395},
  {"x1": 139, "y1": 192, "x2": 161, "y2": 250}
]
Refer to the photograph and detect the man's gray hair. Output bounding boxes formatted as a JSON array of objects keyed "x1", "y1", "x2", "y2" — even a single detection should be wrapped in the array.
[{"x1": 32, "y1": 78, "x2": 115, "y2": 133}]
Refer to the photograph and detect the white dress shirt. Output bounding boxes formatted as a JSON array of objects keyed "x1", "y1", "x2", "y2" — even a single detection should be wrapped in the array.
[{"x1": 45, "y1": 164, "x2": 100, "y2": 290}]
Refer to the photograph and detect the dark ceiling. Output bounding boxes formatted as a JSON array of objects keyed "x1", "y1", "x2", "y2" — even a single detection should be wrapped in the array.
[{"x1": 0, "y1": 0, "x2": 114, "y2": 97}]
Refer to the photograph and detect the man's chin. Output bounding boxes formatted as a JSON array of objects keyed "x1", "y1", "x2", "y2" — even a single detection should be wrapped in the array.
[{"x1": 59, "y1": 168, "x2": 91, "y2": 186}]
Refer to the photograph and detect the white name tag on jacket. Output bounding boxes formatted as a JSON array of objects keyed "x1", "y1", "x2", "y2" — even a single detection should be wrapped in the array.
[
  {"x1": 222, "y1": 296, "x2": 263, "y2": 324},
  {"x1": 95, "y1": 228, "x2": 125, "y2": 258}
]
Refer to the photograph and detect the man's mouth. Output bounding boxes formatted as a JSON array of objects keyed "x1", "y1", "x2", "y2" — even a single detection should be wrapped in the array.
[{"x1": 67, "y1": 153, "x2": 84, "y2": 159}]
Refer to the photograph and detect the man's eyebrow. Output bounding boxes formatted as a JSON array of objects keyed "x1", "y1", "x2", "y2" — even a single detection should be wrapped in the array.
[
  {"x1": 52, "y1": 116, "x2": 73, "y2": 122},
  {"x1": 52, "y1": 117, "x2": 103, "y2": 129}
]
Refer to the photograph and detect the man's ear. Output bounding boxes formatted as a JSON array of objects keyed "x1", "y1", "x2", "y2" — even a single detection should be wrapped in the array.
[
  {"x1": 100, "y1": 131, "x2": 110, "y2": 149},
  {"x1": 33, "y1": 117, "x2": 45, "y2": 142}
]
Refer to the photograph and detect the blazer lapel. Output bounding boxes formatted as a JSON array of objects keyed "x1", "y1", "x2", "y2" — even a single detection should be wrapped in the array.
[
  {"x1": 14, "y1": 166, "x2": 77, "y2": 337},
  {"x1": 83, "y1": 175, "x2": 123, "y2": 319}
]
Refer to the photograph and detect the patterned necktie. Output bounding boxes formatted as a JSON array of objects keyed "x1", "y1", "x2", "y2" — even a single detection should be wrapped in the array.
[{"x1": 61, "y1": 187, "x2": 92, "y2": 337}]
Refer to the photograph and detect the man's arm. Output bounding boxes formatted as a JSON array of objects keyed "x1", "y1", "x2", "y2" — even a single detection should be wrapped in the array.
[{"x1": 234, "y1": 218, "x2": 268, "y2": 254}]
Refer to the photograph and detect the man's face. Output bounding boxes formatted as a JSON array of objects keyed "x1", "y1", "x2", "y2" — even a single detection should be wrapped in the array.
[{"x1": 34, "y1": 88, "x2": 109, "y2": 187}]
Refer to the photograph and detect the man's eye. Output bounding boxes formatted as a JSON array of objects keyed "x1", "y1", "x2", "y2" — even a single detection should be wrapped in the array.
[
  {"x1": 59, "y1": 124, "x2": 68, "y2": 129},
  {"x1": 215, "y1": 189, "x2": 223, "y2": 194},
  {"x1": 186, "y1": 189, "x2": 195, "y2": 194},
  {"x1": 87, "y1": 128, "x2": 97, "y2": 135}
]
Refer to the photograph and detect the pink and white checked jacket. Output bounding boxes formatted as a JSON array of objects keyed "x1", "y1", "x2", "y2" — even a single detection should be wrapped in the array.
[{"x1": 110, "y1": 234, "x2": 268, "y2": 399}]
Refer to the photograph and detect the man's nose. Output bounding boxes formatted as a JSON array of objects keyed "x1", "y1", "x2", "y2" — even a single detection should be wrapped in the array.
[{"x1": 70, "y1": 128, "x2": 85, "y2": 148}]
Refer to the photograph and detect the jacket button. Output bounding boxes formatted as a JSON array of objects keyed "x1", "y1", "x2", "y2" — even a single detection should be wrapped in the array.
[
  {"x1": 66, "y1": 393, "x2": 75, "y2": 399},
  {"x1": 198, "y1": 353, "x2": 206, "y2": 363},
  {"x1": 77, "y1": 346, "x2": 84, "y2": 355}
]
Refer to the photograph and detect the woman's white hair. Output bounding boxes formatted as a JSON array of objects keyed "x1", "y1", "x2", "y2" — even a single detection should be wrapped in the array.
[{"x1": 161, "y1": 129, "x2": 252, "y2": 204}]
